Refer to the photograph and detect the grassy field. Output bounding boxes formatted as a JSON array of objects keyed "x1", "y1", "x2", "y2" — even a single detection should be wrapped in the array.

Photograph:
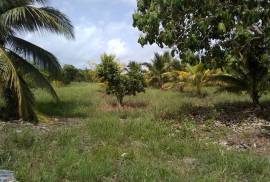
[{"x1": 1, "y1": 83, "x2": 270, "y2": 181}]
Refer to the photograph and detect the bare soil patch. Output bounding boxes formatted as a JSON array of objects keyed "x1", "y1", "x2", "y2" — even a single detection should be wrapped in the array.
[
  {"x1": 0, "y1": 117, "x2": 83, "y2": 134},
  {"x1": 164, "y1": 102, "x2": 270, "y2": 154},
  {"x1": 215, "y1": 118, "x2": 270, "y2": 154}
]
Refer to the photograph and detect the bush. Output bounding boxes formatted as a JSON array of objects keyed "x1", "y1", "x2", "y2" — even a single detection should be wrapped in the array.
[
  {"x1": 62, "y1": 65, "x2": 80, "y2": 84},
  {"x1": 61, "y1": 65, "x2": 98, "y2": 85}
]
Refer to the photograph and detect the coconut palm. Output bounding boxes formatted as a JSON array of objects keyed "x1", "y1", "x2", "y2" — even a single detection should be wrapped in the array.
[
  {"x1": 163, "y1": 63, "x2": 218, "y2": 95},
  {"x1": 144, "y1": 52, "x2": 180, "y2": 88},
  {"x1": 0, "y1": 0, "x2": 74, "y2": 121},
  {"x1": 213, "y1": 72, "x2": 269, "y2": 106},
  {"x1": 185, "y1": 63, "x2": 214, "y2": 95},
  {"x1": 212, "y1": 52, "x2": 270, "y2": 106},
  {"x1": 162, "y1": 70, "x2": 190, "y2": 92}
]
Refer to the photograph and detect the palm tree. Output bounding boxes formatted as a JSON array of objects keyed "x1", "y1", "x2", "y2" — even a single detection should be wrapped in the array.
[
  {"x1": 185, "y1": 63, "x2": 214, "y2": 95},
  {"x1": 212, "y1": 53, "x2": 270, "y2": 106},
  {"x1": 144, "y1": 52, "x2": 179, "y2": 88},
  {"x1": 0, "y1": 0, "x2": 74, "y2": 121},
  {"x1": 162, "y1": 70, "x2": 190, "y2": 92},
  {"x1": 213, "y1": 72, "x2": 269, "y2": 106},
  {"x1": 163, "y1": 63, "x2": 218, "y2": 95}
]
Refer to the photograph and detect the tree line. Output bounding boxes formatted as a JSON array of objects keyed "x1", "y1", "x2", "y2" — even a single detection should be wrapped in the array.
[{"x1": 1, "y1": 0, "x2": 270, "y2": 122}]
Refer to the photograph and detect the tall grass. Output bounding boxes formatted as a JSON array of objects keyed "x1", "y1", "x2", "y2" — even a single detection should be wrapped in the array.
[{"x1": 0, "y1": 83, "x2": 269, "y2": 181}]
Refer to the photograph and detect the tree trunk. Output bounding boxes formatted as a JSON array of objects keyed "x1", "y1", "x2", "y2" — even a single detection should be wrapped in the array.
[
  {"x1": 196, "y1": 84, "x2": 202, "y2": 96},
  {"x1": 3, "y1": 87, "x2": 19, "y2": 120},
  {"x1": 159, "y1": 75, "x2": 163, "y2": 89},
  {"x1": 0, "y1": 44, "x2": 19, "y2": 120},
  {"x1": 116, "y1": 95, "x2": 124, "y2": 107},
  {"x1": 251, "y1": 89, "x2": 260, "y2": 107},
  {"x1": 250, "y1": 74, "x2": 260, "y2": 107}
]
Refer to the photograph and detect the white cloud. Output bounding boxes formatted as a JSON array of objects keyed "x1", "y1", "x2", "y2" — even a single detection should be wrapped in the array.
[
  {"x1": 107, "y1": 38, "x2": 128, "y2": 56},
  {"x1": 18, "y1": 0, "x2": 165, "y2": 68},
  {"x1": 20, "y1": 19, "x2": 164, "y2": 68}
]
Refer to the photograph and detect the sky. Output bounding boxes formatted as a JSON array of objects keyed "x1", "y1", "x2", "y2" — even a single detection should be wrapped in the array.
[{"x1": 20, "y1": 0, "x2": 164, "y2": 68}]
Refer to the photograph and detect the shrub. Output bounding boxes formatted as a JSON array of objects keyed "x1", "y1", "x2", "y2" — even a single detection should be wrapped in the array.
[
  {"x1": 62, "y1": 65, "x2": 80, "y2": 84},
  {"x1": 97, "y1": 54, "x2": 145, "y2": 106}
]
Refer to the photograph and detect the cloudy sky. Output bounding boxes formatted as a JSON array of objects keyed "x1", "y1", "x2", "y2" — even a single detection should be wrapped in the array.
[{"x1": 20, "y1": 0, "x2": 164, "y2": 68}]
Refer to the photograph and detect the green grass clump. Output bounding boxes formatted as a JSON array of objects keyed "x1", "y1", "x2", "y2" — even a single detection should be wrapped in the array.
[{"x1": 0, "y1": 83, "x2": 270, "y2": 181}]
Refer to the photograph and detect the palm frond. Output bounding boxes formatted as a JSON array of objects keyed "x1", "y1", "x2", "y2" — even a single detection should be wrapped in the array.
[
  {"x1": 1, "y1": 5, "x2": 74, "y2": 38},
  {"x1": 7, "y1": 36, "x2": 61, "y2": 76},
  {"x1": 8, "y1": 50, "x2": 59, "y2": 102},
  {"x1": 162, "y1": 71, "x2": 177, "y2": 79},
  {"x1": 162, "y1": 81, "x2": 186, "y2": 91},
  {"x1": 215, "y1": 85, "x2": 245, "y2": 94},
  {"x1": 39, "y1": 7, "x2": 74, "y2": 38},
  {"x1": 0, "y1": 47, "x2": 36, "y2": 121},
  {"x1": 176, "y1": 71, "x2": 190, "y2": 79},
  {"x1": 212, "y1": 74, "x2": 248, "y2": 89},
  {"x1": 0, "y1": 0, "x2": 47, "y2": 12},
  {"x1": 186, "y1": 64, "x2": 194, "y2": 74},
  {"x1": 186, "y1": 62, "x2": 204, "y2": 74},
  {"x1": 17, "y1": 75, "x2": 37, "y2": 121},
  {"x1": 142, "y1": 62, "x2": 152, "y2": 69}
]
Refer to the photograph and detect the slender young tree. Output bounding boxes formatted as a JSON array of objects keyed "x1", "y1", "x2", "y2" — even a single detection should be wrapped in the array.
[{"x1": 0, "y1": 0, "x2": 74, "y2": 121}]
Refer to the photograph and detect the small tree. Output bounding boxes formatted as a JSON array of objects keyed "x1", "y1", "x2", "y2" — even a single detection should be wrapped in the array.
[
  {"x1": 97, "y1": 54, "x2": 145, "y2": 106},
  {"x1": 126, "y1": 61, "x2": 146, "y2": 96}
]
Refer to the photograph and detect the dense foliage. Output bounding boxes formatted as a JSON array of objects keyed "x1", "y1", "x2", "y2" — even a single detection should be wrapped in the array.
[
  {"x1": 0, "y1": 0, "x2": 74, "y2": 121},
  {"x1": 97, "y1": 54, "x2": 145, "y2": 106},
  {"x1": 133, "y1": 0, "x2": 270, "y2": 105},
  {"x1": 61, "y1": 64, "x2": 98, "y2": 85},
  {"x1": 62, "y1": 65, "x2": 80, "y2": 84}
]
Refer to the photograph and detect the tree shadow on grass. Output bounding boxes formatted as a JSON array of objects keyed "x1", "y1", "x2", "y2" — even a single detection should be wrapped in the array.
[
  {"x1": 214, "y1": 101, "x2": 270, "y2": 124},
  {"x1": 111, "y1": 101, "x2": 148, "y2": 108},
  {"x1": 36, "y1": 100, "x2": 92, "y2": 119},
  {"x1": 180, "y1": 91, "x2": 208, "y2": 98},
  {"x1": 160, "y1": 101, "x2": 270, "y2": 125}
]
